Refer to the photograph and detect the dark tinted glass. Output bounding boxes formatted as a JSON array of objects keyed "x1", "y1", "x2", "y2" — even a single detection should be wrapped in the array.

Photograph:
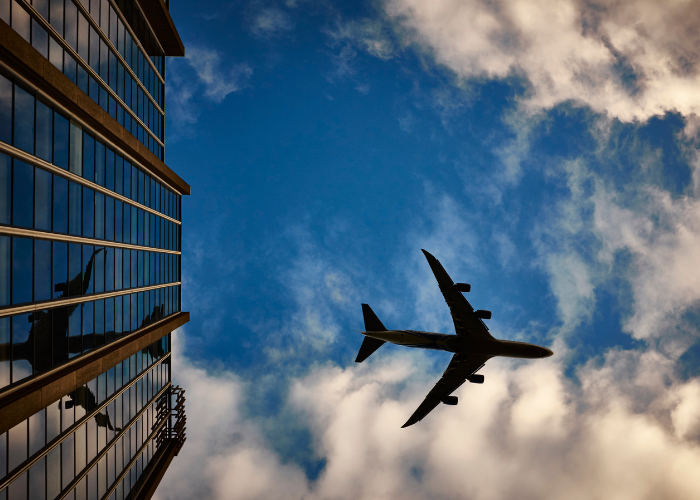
[
  {"x1": 123, "y1": 161, "x2": 130, "y2": 198},
  {"x1": 83, "y1": 302, "x2": 94, "y2": 353},
  {"x1": 105, "y1": 247, "x2": 114, "y2": 291},
  {"x1": 12, "y1": 314, "x2": 32, "y2": 382},
  {"x1": 82, "y1": 187, "x2": 94, "y2": 238},
  {"x1": 34, "y1": 239, "x2": 52, "y2": 301},
  {"x1": 35, "y1": 167, "x2": 52, "y2": 231},
  {"x1": 83, "y1": 133, "x2": 95, "y2": 182},
  {"x1": 82, "y1": 245, "x2": 94, "y2": 294},
  {"x1": 12, "y1": 237, "x2": 33, "y2": 304},
  {"x1": 13, "y1": 160, "x2": 33, "y2": 228},
  {"x1": 68, "y1": 243, "x2": 81, "y2": 297},
  {"x1": 0, "y1": 153, "x2": 10, "y2": 224},
  {"x1": 95, "y1": 141, "x2": 105, "y2": 186},
  {"x1": 94, "y1": 247, "x2": 104, "y2": 293},
  {"x1": 0, "y1": 74, "x2": 11, "y2": 144},
  {"x1": 122, "y1": 202, "x2": 130, "y2": 244},
  {"x1": 105, "y1": 196, "x2": 114, "y2": 241},
  {"x1": 14, "y1": 85, "x2": 35, "y2": 154},
  {"x1": 122, "y1": 248, "x2": 129, "y2": 289},
  {"x1": 68, "y1": 181, "x2": 81, "y2": 235},
  {"x1": 114, "y1": 248, "x2": 121, "y2": 290},
  {"x1": 32, "y1": 19, "x2": 49, "y2": 58},
  {"x1": 95, "y1": 192, "x2": 104, "y2": 239},
  {"x1": 105, "y1": 147, "x2": 114, "y2": 190},
  {"x1": 53, "y1": 112, "x2": 70, "y2": 169},
  {"x1": 53, "y1": 306, "x2": 70, "y2": 365},
  {"x1": 68, "y1": 303, "x2": 81, "y2": 358},
  {"x1": 36, "y1": 100, "x2": 53, "y2": 162},
  {"x1": 0, "y1": 236, "x2": 9, "y2": 306},
  {"x1": 52, "y1": 241, "x2": 67, "y2": 300},
  {"x1": 53, "y1": 175, "x2": 68, "y2": 233},
  {"x1": 64, "y1": 0, "x2": 77, "y2": 50},
  {"x1": 114, "y1": 153, "x2": 122, "y2": 194},
  {"x1": 114, "y1": 200, "x2": 122, "y2": 242}
]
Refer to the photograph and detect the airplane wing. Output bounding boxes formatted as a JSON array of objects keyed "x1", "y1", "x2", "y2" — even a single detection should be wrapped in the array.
[
  {"x1": 422, "y1": 249, "x2": 494, "y2": 340},
  {"x1": 402, "y1": 353, "x2": 491, "y2": 428}
]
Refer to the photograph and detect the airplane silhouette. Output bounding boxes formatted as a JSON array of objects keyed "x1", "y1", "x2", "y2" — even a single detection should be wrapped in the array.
[
  {"x1": 58, "y1": 385, "x2": 121, "y2": 431},
  {"x1": 1, "y1": 247, "x2": 169, "y2": 374},
  {"x1": 356, "y1": 250, "x2": 553, "y2": 427}
]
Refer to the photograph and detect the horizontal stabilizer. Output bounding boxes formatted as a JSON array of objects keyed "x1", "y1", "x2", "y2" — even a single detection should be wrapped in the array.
[
  {"x1": 355, "y1": 336, "x2": 385, "y2": 363},
  {"x1": 361, "y1": 303, "x2": 387, "y2": 332}
]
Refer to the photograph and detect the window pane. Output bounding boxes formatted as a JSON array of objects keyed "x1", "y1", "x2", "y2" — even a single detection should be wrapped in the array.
[
  {"x1": 106, "y1": 147, "x2": 114, "y2": 190},
  {"x1": 83, "y1": 187, "x2": 94, "y2": 237},
  {"x1": 49, "y1": 0, "x2": 64, "y2": 36},
  {"x1": 95, "y1": 140, "x2": 105, "y2": 186},
  {"x1": 83, "y1": 245, "x2": 95, "y2": 294},
  {"x1": 54, "y1": 112, "x2": 70, "y2": 169},
  {"x1": 0, "y1": 74, "x2": 11, "y2": 145},
  {"x1": 95, "y1": 247, "x2": 104, "y2": 293},
  {"x1": 122, "y1": 248, "x2": 129, "y2": 289},
  {"x1": 123, "y1": 201, "x2": 130, "y2": 244},
  {"x1": 35, "y1": 167, "x2": 52, "y2": 231},
  {"x1": 64, "y1": 0, "x2": 77, "y2": 50},
  {"x1": 12, "y1": 0, "x2": 30, "y2": 42},
  {"x1": 69, "y1": 181, "x2": 81, "y2": 235},
  {"x1": 34, "y1": 239, "x2": 51, "y2": 302},
  {"x1": 115, "y1": 199, "x2": 122, "y2": 242},
  {"x1": 12, "y1": 237, "x2": 33, "y2": 304},
  {"x1": 106, "y1": 196, "x2": 114, "y2": 241},
  {"x1": 33, "y1": 308, "x2": 52, "y2": 373},
  {"x1": 14, "y1": 84, "x2": 35, "y2": 153},
  {"x1": 78, "y1": 12, "x2": 89, "y2": 61},
  {"x1": 52, "y1": 241, "x2": 67, "y2": 300},
  {"x1": 123, "y1": 161, "x2": 130, "y2": 198},
  {"x1": 105, "y1": 247, "x2": 114, "y2": 291},
  {"x1": 36, "y1": 99, "x2": 53, "y2": 162},
  {"x1": 0, "y1": 236, "x2": 9, "y2": 307},
  {"x1": 83, "y1": 132, "x2": 95, "y2": 182},
  {"x1": 53, "y1": 174, "x2": 68, "y2": 233},
  {"x1": 32, "y1": 19, "x2": 49, "y2": 58},
  {"x1": 13, "y1": 159, "x2": 33, "y2": 228},
  {"x1": 83, "y1": 301, "x2": 93, "y2": 352},
  {"x1": 68, "y1": 243, "x2": 81, "y2": 297},
  {"x1": 69, "y1": 121, "x2": 82, "y2": 175},
  {"x1": 114, "y1": 247, "x2": 122, "y2": 290},
  {"x1": 0, "y1": 153, "x2": 10, "y2": 224},
  {"x1": 95, "y1": 192, "x2": 104, "y2": 239}
]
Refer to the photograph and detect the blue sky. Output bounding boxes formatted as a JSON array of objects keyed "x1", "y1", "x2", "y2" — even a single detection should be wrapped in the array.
[{"x1": 154, "y1": 1, "x2": 700, "y2": 499}]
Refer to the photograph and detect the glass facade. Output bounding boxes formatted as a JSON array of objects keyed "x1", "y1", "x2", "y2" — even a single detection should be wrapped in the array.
[
  {"x1": 0, "y1": 336, "x2": 172, "y2": 500},
  {"x1": 0, "y1": 0, "x2": 186, "y2": 496},
  {"x1": 0, "y1": 0, "x2": 166, "y2": 160}
]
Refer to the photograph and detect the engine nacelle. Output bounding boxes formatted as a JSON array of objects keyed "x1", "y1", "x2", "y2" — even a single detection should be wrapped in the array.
[
  {"x1": 441, "y1": 396, "x2": 458, "y2": 405},
  {"x1": 454, "y1": 283, "x2": 471, "y2": 293},
  {"x1": 468, "y1": 374, "x2": 484, "y2": 384},
  {"x1": 475, "y1": 310, "x2": 491, "y2": 320}
]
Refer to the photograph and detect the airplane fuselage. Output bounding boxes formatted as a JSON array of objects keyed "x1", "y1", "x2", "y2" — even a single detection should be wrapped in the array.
[{"x1": 363, "y1": 330, "x2": 552, "y2": 359}]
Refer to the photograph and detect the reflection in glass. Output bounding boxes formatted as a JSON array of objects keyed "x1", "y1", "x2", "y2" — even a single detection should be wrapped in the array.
[
  {"x1": 53, "y1": 174, "x2": 68, "y2": 233},
  {"x1": 34, "y1": 239, "x2": 51, "y2": 302},
  {"x1": 13, "y1": 237, "x2": 33, "y2": 304},
  {"x1": 83, "y1": 187, "x2": 95, "y2": 238},
  {"x1": 0, "y1": 317, "x2": 9, "y2": 387},
  {"x1": 54, "y1": 111, "x2": 70, "y2": 170},
  {"x1": 35, "y1": 167, "x2": 52, "y2": 231},
  {"x1": 95, "y1": 192, "x2": 105, "y2": 239},
  {"x1": 68, "y1": 302, "x2": 81, "y2": 359},
  {"x1": 36, "y1": 99, "x2": 53, "y2": 162},
  {"x1": 13, "y1": 159, "x2": 33, "y2": 228},
  {"x1": 12, "y1": 313, "x2": 32, "y2": 383},
  {"x1": 0, "y1": 73, "x2": 12, "y2": 144},
  {"x1": 14, "y1": 84, "x2": 35, "y2": 153},
  {"x1": 0, "y1": 153, "x2": 10, "y2": 224},
  {"x1": 0, "y1": 236, "x2": 9, "y2": 307},
  {"x1": 83, "y1": 301, "x2": 93, "y2": 352},
  {"x1": 69, "y1": 181, "x2": 82, "y2": 235},
  {"x1": 106, "y1": 247, "x2": 114, "y2": 292},
  {"x1": 106, "y1": 195, "x2": 114, "y2": 241}
]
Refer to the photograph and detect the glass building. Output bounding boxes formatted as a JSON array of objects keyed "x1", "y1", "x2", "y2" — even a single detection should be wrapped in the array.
[{"x1": 0, "y1": 0, "x2": 189, "y2": 498}]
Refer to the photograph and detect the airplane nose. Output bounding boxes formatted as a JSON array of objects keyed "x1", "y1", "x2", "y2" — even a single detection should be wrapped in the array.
[{"x1": 542, "y1": 347, "x2": 554, "y2": 358}]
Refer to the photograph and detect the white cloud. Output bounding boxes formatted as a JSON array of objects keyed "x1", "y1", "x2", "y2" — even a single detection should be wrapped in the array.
[
  {"x1": 186, "y1": 48, "x2": 252, "y2": 102},
  {"x1": 384, "y1": 0, "x2": 700, "y2": 121},
  {"x1": 249, "y1": 7, "x2": 295, "y2": 38}
]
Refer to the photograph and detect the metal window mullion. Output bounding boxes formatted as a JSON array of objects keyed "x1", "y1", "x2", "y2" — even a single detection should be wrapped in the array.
[
  {"x1": 0, "y1": 355, "x2": 172, "y2": 492},
  {"x1": 13, "y1": 0, "x2": 165, "y2": 149}
]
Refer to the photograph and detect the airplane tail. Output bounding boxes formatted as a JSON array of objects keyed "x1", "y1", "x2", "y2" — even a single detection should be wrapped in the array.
[{"x1": 355, "y1": 304, "x2": 386, "y2": 363}]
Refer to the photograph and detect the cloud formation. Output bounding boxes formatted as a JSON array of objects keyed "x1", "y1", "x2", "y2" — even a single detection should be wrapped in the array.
[{"x1": 384, "y1": 0, "x2": 700, "y2": 121}]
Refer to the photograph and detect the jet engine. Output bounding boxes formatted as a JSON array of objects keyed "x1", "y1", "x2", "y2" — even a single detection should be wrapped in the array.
[
  {"x1": 475, "y1": 310, "x2": 491, "y2": 319},
  {"x1": 441, "y1": 396, "x2": 458, "y2": 405},
  {"x1": 454, "y1": 283, "x2": 471, "y2": 293},
  {"x1": 468, "y1": 374, "x2": 484, "y2": 384}
]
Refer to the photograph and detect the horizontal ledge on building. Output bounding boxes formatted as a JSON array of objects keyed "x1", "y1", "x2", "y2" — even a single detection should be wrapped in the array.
[
  {"x1": 0, "y1": 20, "x2": 190, "y2": 195},
  {"x1": 0, "y1": 225, "x2": 182, "y2": 254},
  {"x1": 0, "y1": 281, "x2": 182, "y2": 318},
  {"x1": 136, "y1": 0, "x2": 185, "y2": 57},
  {"x1": 0, "y1": 311, "x2": 189, "y2": 434}
]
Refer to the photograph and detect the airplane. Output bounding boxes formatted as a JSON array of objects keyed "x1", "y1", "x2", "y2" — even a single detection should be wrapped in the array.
[
  {"x1": 59, "y1": 386, "x2": 121, "y2": 431},
  {"x1": 355, "y1": 249, "x2": 553, "y2": 428}
]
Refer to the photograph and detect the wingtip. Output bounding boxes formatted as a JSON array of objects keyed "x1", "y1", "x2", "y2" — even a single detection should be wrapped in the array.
[{"x1": 401, "y1": 417, "x2": 418, "y2": 428}]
